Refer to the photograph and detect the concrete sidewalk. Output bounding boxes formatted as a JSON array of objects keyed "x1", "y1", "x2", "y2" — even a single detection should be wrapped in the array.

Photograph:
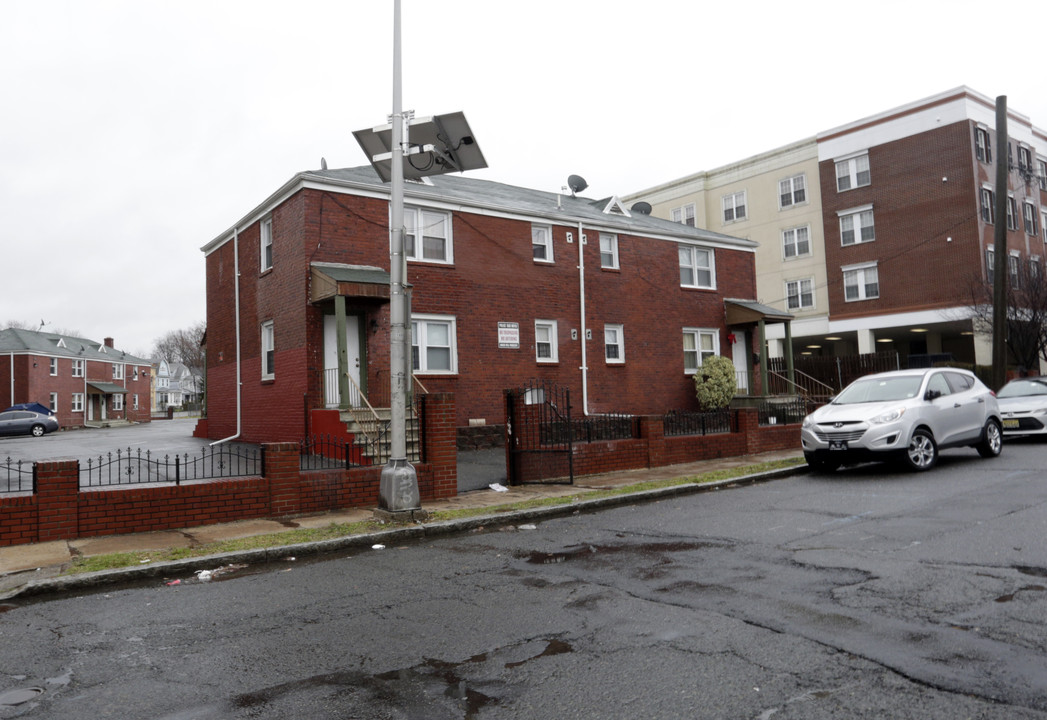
[{"x1": 0, "y1": 450, "x2": 805, "y2": 601}]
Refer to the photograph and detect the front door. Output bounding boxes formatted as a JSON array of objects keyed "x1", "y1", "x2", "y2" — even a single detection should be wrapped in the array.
[
  {"x1": 731, "y1": 330, "x2": 749, "y2": 394},
  {"x1": 324, "y1": 315, "x2": 361, "y2": 408}
]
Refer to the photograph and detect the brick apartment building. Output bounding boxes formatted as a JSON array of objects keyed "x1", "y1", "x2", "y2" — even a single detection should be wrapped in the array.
[
  {"x1": 200, "y1": 166, "x2": 787, "y2": 444},
  {"x1": 626, "y1": 87, "x2": 1047, "y2": 375},
  {"x1": 0, "y1": 328, "x2": 153, "y2": 428}
]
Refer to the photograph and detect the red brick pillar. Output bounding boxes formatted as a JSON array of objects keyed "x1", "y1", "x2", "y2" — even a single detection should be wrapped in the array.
[
  {"x1": 265, "y1": 442, "x2": 301, "y2": 518},
  {"x1": 737, "y1": 407, "x2": 760, "y2": 454},
  {"x1": 640, "y1": 415, "x2": 665, "y2": 469},
  {"x1": 36, "y1": 458, "x2": 80, "y2": 542},
  {"x1": 423, "y1": 392, "x2": 457, "y2": 500}
]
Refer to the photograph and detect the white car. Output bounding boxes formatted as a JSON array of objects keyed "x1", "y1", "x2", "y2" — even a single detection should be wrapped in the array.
[
  {"x1": 801, "y1": 368, "x2": 1002, "y2": 472},
  {"x1": 997, "y1": 377, "x2": 1047, "y2": 436}
]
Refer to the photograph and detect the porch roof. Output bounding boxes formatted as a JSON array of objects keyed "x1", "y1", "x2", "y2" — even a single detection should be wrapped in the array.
[
  {"x1": 724, "y1": 299, "x2": 793, "y2": 325},
  {"x1": 310, "y1": 262, "x2": 392, "y2": 303},
  {"x1": 87, "y1": 381, "x2": 129, "y2": 394}
]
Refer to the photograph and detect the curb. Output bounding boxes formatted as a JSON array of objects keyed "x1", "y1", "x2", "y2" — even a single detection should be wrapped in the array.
[{"x1": 6, "y1": 463, "x2": 807, "y2": 601}]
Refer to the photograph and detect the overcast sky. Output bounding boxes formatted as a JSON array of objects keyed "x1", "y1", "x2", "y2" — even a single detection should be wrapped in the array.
[{"x1": 3, "y1": 0, "x2": 1044, "y2": 357}]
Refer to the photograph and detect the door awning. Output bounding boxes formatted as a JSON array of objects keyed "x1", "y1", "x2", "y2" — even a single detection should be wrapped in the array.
[
  {"x1": 311, "y1": 262, "x2": 392, "y2": 302},
  {"x1": 87, "y1": 381, "x2": 129, "y2": 394},
  {"x1": 724, "y1": 299, "x2": 793, "y2": 325}
]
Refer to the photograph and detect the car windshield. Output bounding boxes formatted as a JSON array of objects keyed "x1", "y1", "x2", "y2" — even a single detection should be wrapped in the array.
[
  {"x1": 834, "y1": 375, "x2": 923, "y2": 404},
  {"x1": 998, "y1": 379, "x2": 1047, "y2": 398}
]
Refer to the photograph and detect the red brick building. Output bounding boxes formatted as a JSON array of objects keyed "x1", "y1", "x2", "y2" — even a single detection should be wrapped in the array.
[
  {"x1": 201, "y1": 167, "x2": 778, "y2": 444},
  {"x1": 0, "y1": 329, "x2": 152, "y2": 428}
]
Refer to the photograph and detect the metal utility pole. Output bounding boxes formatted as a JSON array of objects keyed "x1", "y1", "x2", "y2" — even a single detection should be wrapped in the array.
[
  {"x1": 379, "y1": 0, "x2": 420, "y2": 512},
  {"x1": 991, "y1": 96, "x2": 1008, "y2": 391}
]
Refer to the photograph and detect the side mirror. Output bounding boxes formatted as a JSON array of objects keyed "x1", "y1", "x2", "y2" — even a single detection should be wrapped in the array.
[{"x1": 925, "y1": 389, "x2": 942, "y2": 401}]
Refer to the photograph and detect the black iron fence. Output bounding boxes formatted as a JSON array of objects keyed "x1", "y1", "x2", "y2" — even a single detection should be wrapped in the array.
[
  {"x1": 757, "y1": 398, "x2": 811, "y2": 427},
  {"x1": 663, "y1": 409, "x2": 734, "y2": 437},
  {"x1": 300, "y1": 434, "x2": 360, "y2": 470},
  {"x1": 81, "y1": 445, "x2": 263, "y2": 487},
  {"x1": 1, "y1": 457, "x2": 34, "y2": 494}
]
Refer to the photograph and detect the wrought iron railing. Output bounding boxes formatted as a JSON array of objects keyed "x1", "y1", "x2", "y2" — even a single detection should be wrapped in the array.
[
  {"x1": 81, "y1": 445, "x2": 263, "y2": 487},
  {"x1": 1, "y1": 456, "x2": 34, "y2": 493},
  {"x1": 757, "y1": 398, "x2": 811, "y2": 427},
  {"x1": 663, "y1": 409, "x2": 734, "y2": 437}
]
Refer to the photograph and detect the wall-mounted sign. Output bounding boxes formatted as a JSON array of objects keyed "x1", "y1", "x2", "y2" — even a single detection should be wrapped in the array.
[{"x1": 498, "y1": 322, "x2": 520, "y2": 349}]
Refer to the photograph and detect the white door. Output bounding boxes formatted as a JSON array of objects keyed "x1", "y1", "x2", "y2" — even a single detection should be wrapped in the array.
[
  {"x1": 323, "y1": 315, "x2": 361, "y2": 407},
  {"x1": 731, "y1": 330, "x2": 748, "y2": 394}
]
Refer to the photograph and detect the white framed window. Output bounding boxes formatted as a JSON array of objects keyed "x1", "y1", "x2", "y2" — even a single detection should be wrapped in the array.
[
  {"x1": 599, "y1": 233, "x2": 619, "y2": 269},
  {"x1": 532, "y1": 224, "x2": 553, "y2": 262},
  {"x1": 113, "y1": 394, "x2": 124, "y2": 411},
  {"x1": 261, "y1": 320, "x2": 275, "y2": 381},
  {"x1": 49, "y1": 357, "x2": 57, "y2": 376},
  {"x1": 683, "y1": 328, "x2": 719, "y2": 374},
  {"x1": 722, "y1": 191, "x2": 747, "y2": 223},
  {"x1": 412, "y1": 315, "x2": 458, "y2": 373},
  {"x1": 839, "y1": 206, "x2": 875, "y2": 246},
  {"x1": 260, "y1": 216, "x2": 273, "y2": 272},
  {"x1": 133, "y1": 394, "x2": 139, "y2": 410},
  {"x1": 842, "y1": 263, "x2": 879, "y2": 301},
  {"x1": 1006, "y1": 195, "x2": 1018, "y2": 231},
  {"x1": 986, "y1": 246, "x2": 995, "y2": 276},
  {"x1": 980, "y1": 187, "x2": 995, "y2": 224},
  {"x1": 604, "y1": 324, "x2": 624, "y2": 364},
  {"x1": 71, "y1": 393, "x2": 84, "y2": 413},
  {"x1": 670, "y1": 204, "x2": 696, "y2": 227},
  {"x1": 1041, "y1": 209, "x2": 1047, "y2": 244},
  {"x1": 404, "y1": 207, "x2": 452, "y2": 263},
  {"x1": 786, "y1": 278, "x2": 815, "y2": 311},
  {"x1": 835, "y1": 153, "x2": 871, "y2": 192},
  {"x1": 158, "y1": 377, "x2": 169, "y2": 389},
  {"x1": 1038, "y1": 159, "x2": 1047, "y2": 191},
  {"x1": 679, "y1": 245, "x2": 715, "y2": 289},
  {"x1": 779, "y1": 174, "x2": 807, "y2": 208},
  {"x1": 975, "y1": 126, "x2": 992, "y2": 163},
  {"x1": 72, "y1": 359, "x2": 84, "y2": 378},
  {"x1": 782, "y1": 226, "x2": 811, "y2": 259},
  {"x1": 1018, "y1": 145, "x2": 1033, "y2": 174},
  {"x1": 534, "y1": 320, "x2": 558, "y2": 363},
  {"x1": 49, "y1": 392, "x2": 57, "y2": 412},
  {"x1": 112, "y1": 363, "x2": 124, "y2": 380},
  {"x1": 1009, "y1": 252, "x2": 1020, "y2": 287},
  {"x1": 1023, "y1": 201, "x2": 1038, "y2": 236}
]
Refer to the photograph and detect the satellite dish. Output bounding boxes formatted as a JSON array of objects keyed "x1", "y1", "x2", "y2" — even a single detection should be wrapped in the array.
[
  {"x1": 320, "y1": 157, "x2": 328, "y2": 170},
  {"x1": 567, "y1": 174, "x2": 588, "y2": 195},
  {"x1": 631, "y1": 201, "x2": 652, "y2": 215}
]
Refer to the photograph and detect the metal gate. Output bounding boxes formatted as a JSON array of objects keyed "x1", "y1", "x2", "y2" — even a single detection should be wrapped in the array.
[{"x1": 506, "y1": 380, "x2": 573, "y2": 485}]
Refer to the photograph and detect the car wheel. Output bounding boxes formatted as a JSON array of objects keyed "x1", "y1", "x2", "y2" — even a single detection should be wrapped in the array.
[
  {"x1": 977, "y1": 418, "x2": 1003, "y2": 458},
  {"x1": 805, "y1": 453, "x2": 840, "y2": 473},
  {"x1": 30, "y1": 424, "x2": 45, "y2": 437},
  {"x1": 903, "y1": 428, "x2": 937, "y2": 471}
]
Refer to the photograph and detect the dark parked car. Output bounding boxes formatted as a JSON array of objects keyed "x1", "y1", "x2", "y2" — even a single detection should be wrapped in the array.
[{"x1": 0, "y1": 408, "x2": 60, "y2": 437}]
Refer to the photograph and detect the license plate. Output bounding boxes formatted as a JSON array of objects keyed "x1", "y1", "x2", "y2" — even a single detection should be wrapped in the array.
[
  {"x1": 1002, "y1": 419, "x2": 1020, "y2": 429},
  {"x1": 829, "y1": 440, "x2": 848, "y2": 451}
]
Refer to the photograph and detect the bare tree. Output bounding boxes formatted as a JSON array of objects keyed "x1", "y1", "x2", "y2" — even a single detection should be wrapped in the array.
[
  {"x1": 966, "y1": 259, "x2": 1047, "y2": 374},
  {"x1": 152, "y1": 322, "x2": 206, "y2": 373},
  {"x1": 4, "y1": 319, "x2": 82, "y2": 337}
]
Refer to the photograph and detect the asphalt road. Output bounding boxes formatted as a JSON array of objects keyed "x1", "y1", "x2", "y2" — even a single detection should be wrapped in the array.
[{"x1": 3, "y1": 438, "x2": 1047, "y2": 718}]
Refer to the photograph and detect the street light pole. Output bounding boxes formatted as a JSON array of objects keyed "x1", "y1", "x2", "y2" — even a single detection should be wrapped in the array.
[{"x1": 379, "y1": 0, "x2": 419, "y2": 512}]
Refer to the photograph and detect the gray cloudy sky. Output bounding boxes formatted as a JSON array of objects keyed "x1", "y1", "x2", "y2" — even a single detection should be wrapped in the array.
[{"x1": 3, "y1": 0, "x2": 1043, "y2": 356}]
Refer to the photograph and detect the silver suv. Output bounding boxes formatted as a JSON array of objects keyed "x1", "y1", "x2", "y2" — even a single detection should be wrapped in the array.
[{"x1": 801, "y1": 368, "x2": 1002, "y2": 472}]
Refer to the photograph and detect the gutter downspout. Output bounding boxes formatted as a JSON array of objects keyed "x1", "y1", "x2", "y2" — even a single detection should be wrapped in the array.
[
  {"x1": 577, "y1": 221, "x2": 589, "y2": 416},
  {"x1": 211, "y1": 228, "x2": 242, "y2": 446},
  {"x1": 8, "y1": 353, "x2": 13, "y2": 406}
]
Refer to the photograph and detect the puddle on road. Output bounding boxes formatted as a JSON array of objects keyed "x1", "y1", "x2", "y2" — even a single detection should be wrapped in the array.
[
  {"x1": 0, "y1": 687, "x2": 44, "y2": 706},
  {"x1": 521, "y1": 540, "x2": 723, "y2": 566},
  {"x1": 1015, "y1": 565, "x2": 1047, "y2": 578}
]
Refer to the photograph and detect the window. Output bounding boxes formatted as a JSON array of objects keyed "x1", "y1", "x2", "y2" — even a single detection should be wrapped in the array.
[
  {"x1": 49, "y1": 357, "x2": 57, "y2": 376},
  {"x1": 786, "y1": 278, "x2": 815, "y2": 310},
  {"x1": 71, "y1": 393, "x2": 84, "y2": 413},
  {"x1": 782, "y1": 226, "x2": 811, "y2": 259},
  {"x1": 412, "y1": 315, "x2": 457, "y2": 373},
  {"x1": 683, "y1": 329, "x2": 719, "y2": 374},
  {"x1": 1018, "y1": 145, "x2": 1032, "y2": 174},
  {"x1": 534, "y1": 320, "x2": 558, "y2": 363},
  {"x1": 836, "y1": 154, "x2": 871, "y2": 191},
  {"x1": 679, "y1": 246, "x2": 714, "y2": 288},
  {"x1": 49, "y1": 392, "x2": 57, "y2": 412},
  {"x1": 1024, "y1": 201, "x2": 1038, "y2": 235},
  {"x1": 975, "y1": 126, "x2": 992, "y2": 163},
  {"x1": 980, "y1": 187, "x2": 995, "y2": 224},
  {"x1": 1006, "y1": 196, "x2": 1018, "y2": 231},
  {"x1": 1032, "y1": 257, "x2": 1042, "y2": 282},
  {"x1": 986, "y1": 246, "x2": 995, "y2": 276},
  {"x1": 113, "y1": 394, "x2": 124, "y2": 411},
  {"x1": 722, "y1": 191, "x2": 747, "y2": 223},
  {"x1": 839, "y1": 207, "x2": 875, "y2": 246},
  {"x1": 405, "y1": 207, "x2": 452, "y2": 263},
  {"x1": 1042, "y1": 209, "x2": 1047, "y2": 244},
  {"x1": 1038, "y1": 159, "x2": 1047, "y2": 191},
  {"x1": 671, "y1": 204, "x2": 696, "y2": 226},
  {"x1": 779, "y1": 174, "x2": 807, "y2": 208},
  {"x1": 133, "y1": 394, "x2": 139, "y2": 410},
  {"x1": 72, "y1": 359, "x2": 84, "y2": 377},
  {"x1": 1009, "y1": 253, "x2": 1020, "y2": 287},
  {"x1": 261, "y1": 320, "x2": 275, "y2": 380},
  {"x1": 532, "y1": 224, "x2": 553, "y2": 262},
  {"x1": 260, "y1": 217, "x2": 273, "y2": 271},
  {"x1": 158, "y1": 377, "x2": 169, "y2": 389},
  {"x1": 843, "y1": 263, "x2": 879, "y2": 301},
  {"x1": 604, "y1": 324, "x2": 624, "y2": 364},
  {"x1": 599, "y1": 233, "x2": 619, "y2": 269},
  {"x1": 112, "y1": 363, "x2": 124, "y2": 380}
]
